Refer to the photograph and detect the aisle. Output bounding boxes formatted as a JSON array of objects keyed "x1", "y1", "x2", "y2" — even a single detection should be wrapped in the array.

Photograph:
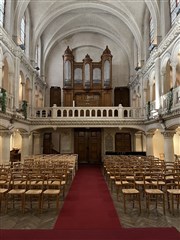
[
  {"x1": 54, "y1": 165, "x2": 121, "y2": 230},
  {"x1": 1, "y1": 165, "x2": 179, "y2": 240}
]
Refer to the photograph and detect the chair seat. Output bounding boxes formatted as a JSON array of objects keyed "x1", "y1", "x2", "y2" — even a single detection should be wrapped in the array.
[
  {"x1": 51, "y1": 180, "x2": 61, "y2": 185},
  {"x1": 0, "y1": 180, "x2": 6, "y2": 185},
  {"x1": 145, "y1": 189, "x2": 163, "y2": 194},
  {"x1": 135, "y1": 180, "x2": 149, "y2": 185},
  {"x1": 152, "y1": 181, "x2": 165, "y2": 185},
  {"x1": 43, "y1": 189, "x2": 60, "y2": 194},
  {"x1": 0, "y1": 188, "x2": 8, "y2": 194},
  {"x1": 115, "y1": 180, "x2": 129, "y2": 185},
  {"x1": 8, "y1": 189, "x2": 26, "y2": 194},
  {"x1": 122, "y1": 189, "x2": 139, "y2": 194},
  {"x1": 126, "y1": 176, "x2": 134, "y2": 180},
  {"x1": 167, "y1": 189, "x2": 180, "y2": 194},
  {"x1": 25, "y1": 189, "x2": 42, "y2": 195}
]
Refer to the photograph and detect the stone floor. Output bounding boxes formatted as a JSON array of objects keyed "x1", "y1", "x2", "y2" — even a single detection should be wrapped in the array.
[{"x1": 0, "y1": 167, "x2": 180, "y2": 231}]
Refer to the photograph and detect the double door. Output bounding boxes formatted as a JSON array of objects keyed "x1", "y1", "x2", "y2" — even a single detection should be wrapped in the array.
[{"x1": 74, "y1": 128, "x2": 101, "y2": 164}]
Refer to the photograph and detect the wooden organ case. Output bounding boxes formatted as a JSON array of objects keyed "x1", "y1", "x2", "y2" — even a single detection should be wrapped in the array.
[{"x1": 63, "y1": 46, "x2": 113, "y2": 107}]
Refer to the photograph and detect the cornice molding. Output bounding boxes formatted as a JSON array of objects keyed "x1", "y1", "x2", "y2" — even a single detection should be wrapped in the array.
[{"x1": 29, "y1": 119, "x2": 145, "y2": 127}]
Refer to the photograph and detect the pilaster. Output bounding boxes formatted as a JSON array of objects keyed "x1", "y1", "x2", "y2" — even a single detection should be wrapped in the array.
[
  {"x1": 0, "y1": 130, "x2": 12, "y2": 164},
  {"x1": 146, "y1": 132, "x2": 154, "y2": 156},
  {"x1": 162, "y1": 130, "x2": 175, "y2": 162}
]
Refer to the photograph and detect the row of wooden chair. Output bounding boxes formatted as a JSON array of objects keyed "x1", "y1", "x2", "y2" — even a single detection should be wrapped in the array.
[
  {"x1": 103, "y1": 155, "x2": 180, "y2": 215},
  {"x1": 0, "y1": 172, "x2": 67, "y2": 213},
  {"x1": 0, "y1": 154, "x2": 78, "y2": 213}
]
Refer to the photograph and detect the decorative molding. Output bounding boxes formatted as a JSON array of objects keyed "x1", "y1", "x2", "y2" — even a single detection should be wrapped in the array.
[
  {"x1": 0, "y1": 130, "x2": 12, "y2": 137},
  {"x1": 162, "y1": 130, "x2": 176, "y2": 138},
  {"x1": 145, "y1": 132, "x2": 154, "y2": 138}
]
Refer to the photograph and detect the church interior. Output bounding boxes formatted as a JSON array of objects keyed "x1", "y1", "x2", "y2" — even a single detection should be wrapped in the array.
[{"x1": 0, "y1": 0, "x2": 180, "y2": 237}]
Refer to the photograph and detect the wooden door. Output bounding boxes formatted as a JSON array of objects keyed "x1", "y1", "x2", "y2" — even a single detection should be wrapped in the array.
[
  {"x1": 43, "y1": 133, "x2": 52, "y2": 154},
  {"x1": 50, "y1": 86, "x2": 61, "y2": 107},
  {"x1": 115, "y1": 133, "x2": 131, "y2": 152},
  {"x1": 74, "y1": 128, "x2": 101, "y2": 164},
  {"x1": 114, "y1": 87, "x2": 130, "y2": 107}
]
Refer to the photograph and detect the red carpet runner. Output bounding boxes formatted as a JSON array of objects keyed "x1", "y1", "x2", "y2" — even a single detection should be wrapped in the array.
[
  {"x1": 0, "y1": 165, "x2": 179, "y2": 240},
  {"x1": 54, "y1": 164, "x2": 121, "y2": 230}
]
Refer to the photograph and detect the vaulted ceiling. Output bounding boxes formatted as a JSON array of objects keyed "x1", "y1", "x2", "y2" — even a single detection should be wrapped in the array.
[{"x1": 14, "y1": 0, "x2": 161, "y2": 87}]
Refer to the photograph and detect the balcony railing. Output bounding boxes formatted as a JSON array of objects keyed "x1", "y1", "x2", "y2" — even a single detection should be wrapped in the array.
[
  {"x1": 146, "y1": 86, "x2": 180, "y2": 119},
  {"x1": 32, "y1": 105, "x2": 144, "y2": 120}
]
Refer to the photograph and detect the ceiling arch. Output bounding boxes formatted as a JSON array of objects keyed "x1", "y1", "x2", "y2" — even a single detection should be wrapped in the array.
[{"x1": 30, "y1": 2, "x2": 143, "y2": 59}]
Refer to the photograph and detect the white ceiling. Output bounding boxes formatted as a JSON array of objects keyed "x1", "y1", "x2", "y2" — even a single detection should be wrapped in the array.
[{"x1": 15, "y1": 0, "x2": 159, "y2": 86}]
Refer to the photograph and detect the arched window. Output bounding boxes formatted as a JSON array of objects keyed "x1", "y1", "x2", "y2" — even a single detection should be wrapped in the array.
[
  {"x1": 20, "y1": 15, "x2": 26, "y2": 49},
  {"x1": 170, "y1": 0, "x2": 180, "y2": 25},
  {"x1": 0, "y1": 0, "x2": 5, "y2": 27}
]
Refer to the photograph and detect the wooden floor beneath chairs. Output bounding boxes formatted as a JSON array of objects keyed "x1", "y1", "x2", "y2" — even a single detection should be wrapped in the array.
[{"x1": 0, "y1": 169, "x2": 179, "y2": 232}]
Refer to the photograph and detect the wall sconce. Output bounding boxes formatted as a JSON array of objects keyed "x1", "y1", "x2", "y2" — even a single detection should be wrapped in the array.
[
  {"x1": 135, "y1": 66, "x2": 141, "y2": 71},
  {"x1": 18, "y1": 44, "x2": 25, "y2": 50},
  {"x1": 149, "y1": 43, "x2": 157, "y2": 51},
  {"x1": 34, "y1": 66, "x2": 40, "y2": 71}
]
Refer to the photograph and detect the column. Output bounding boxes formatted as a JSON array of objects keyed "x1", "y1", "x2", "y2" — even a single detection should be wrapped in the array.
[
  {"x1": 162, "y1": 130, "x2": 175, "y2": 162},
  {"x1": 155, "y1": 57, "x2": 161, "y2": 109},
  {"x1": 13, "y1": 57, "x2": 20, "y2": 110},
  {"x1": 33, "y1": 132, "x2": 42, "y2": 155},
  {"x1": 21, "y1": 132, "x2": 30, "y2": 162},
  {"x1": 31, "y1": 73, "x2": 36, "y2": 115},
  {"x1": 135, "y1": 132, "x2": 143, "y2": 151},
  {"x1": 146, "y1": 132, "x2": 154, "y2": 156},
  {"x1": 160, "y1": 71, "x2": 166, "y2": 109},
  {"x1": 8, "y1": 72, "x2": 14, "y2": 110},
  {"x1": 0, "y1": 130, "x2": 11, "y2": 164},
  {"x1": 28, "y1": 87, "x2": 32, "y2": 116},
  {"x1": 0, "y1": 56, "x2": 3, "y2": 88},
  {"x1": 21, "y1": 82, "x2": 25, "y2": 101},
  {"x1": 170, "y1": 62, "x2": 177, "y2": 88},
  {"x1": 143, "y1": 88, "x2": 147, "y2": 117}
]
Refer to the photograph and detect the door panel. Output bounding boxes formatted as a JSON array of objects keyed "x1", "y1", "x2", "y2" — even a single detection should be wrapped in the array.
[
  {"x1": 74, "y1": 130, "x2": 87, "y2": 163},
  {"x1": 114, "y1": 87, "x2": 130, "y2": 107},
  {"x1": 74, "y1": 129, "x2": 101, "y2": 164},
  {"x1": 115, "y1": 133, "x2": 131, "y2": 152}
]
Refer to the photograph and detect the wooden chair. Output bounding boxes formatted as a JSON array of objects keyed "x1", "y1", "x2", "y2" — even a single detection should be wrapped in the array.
[
  {"x1": 25, "y1": 174, "x2": 44, "y2": 213},
  {"x1": 144, "y1": 172, "x2": 166, "y2": 214},
  {"x1": 7, "y1": 173, "x2": 27, "y2": 213},
  {"x1": 121, "y1": 175, "x2": 141, "y2": 214},
  {"x1": 0, "y1": 172, "x2": 9, "y2": 212},
  {"x1": 115, "y1": 170, "x2": 130, "y2": 201},
  {"x1": 53, "y1": 168, "x2": 67, "y2": 199},
  {"x1": 42, "y1": 174, "x2": 61, "y2": 210},
  {"x1": 167, "y1": 173, "x2": 180, "y2": 215}
]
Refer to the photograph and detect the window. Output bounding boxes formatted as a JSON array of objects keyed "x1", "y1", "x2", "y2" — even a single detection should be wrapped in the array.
[
  {"x1": 0, "y1": 0, "x2": 5, "y2": 27},
  {"x1": 170, "y1": 0, "x2": 180, "y2": 25},
  {"x1": 20, "y1": 15, "x2": 26, "y2": 48}
]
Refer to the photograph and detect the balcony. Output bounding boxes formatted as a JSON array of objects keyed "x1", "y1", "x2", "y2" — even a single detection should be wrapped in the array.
[
  {"x1": 30, "y1": 105, "x2": 145, "y2": 128},
  {"x1": 1, "y1": 87, "x2": 179, "y2": 129}
]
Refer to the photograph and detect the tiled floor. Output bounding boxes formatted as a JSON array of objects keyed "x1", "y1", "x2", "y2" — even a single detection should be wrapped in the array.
[{"x1": 0, "y1": 167, "x2": 179, "y2": 231}]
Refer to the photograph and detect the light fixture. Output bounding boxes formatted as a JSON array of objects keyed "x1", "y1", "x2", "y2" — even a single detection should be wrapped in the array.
[
  {"x1": 34, "y1": 66, "x2": 40, "y2": 71},
  {"x1": 18, "y1": 44, "x2": 25, "y2": 50},
  {"x1": 135, "y1": 66, "x2": 141, "y2": 71}
]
